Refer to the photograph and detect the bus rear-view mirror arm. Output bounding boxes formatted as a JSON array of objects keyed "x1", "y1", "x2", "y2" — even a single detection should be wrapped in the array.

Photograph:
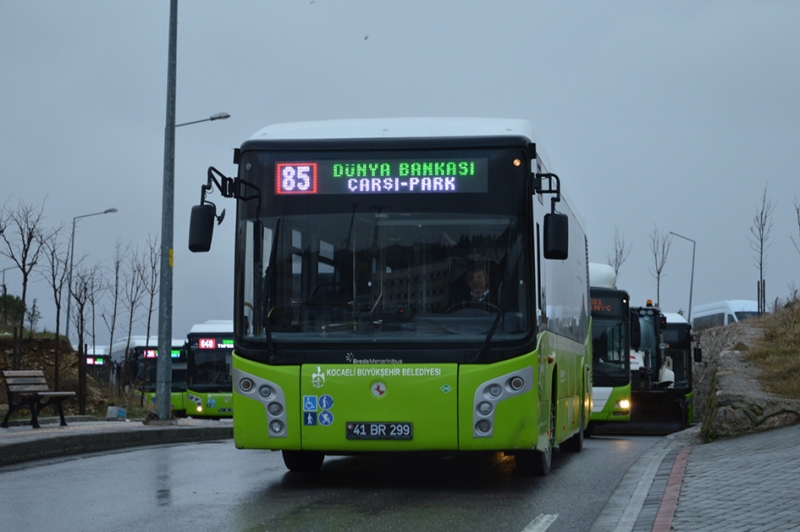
[
  {"x1": 535, "y1": 172, "x2": 568, "y2": 260},
  {"x1": 189, "y1": 166, "x2": 262, "y2": 253}
]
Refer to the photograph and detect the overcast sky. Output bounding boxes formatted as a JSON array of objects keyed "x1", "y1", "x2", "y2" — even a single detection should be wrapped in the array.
[{"x1": 2, "y1": 1, "x2": 799, "y2": 345}]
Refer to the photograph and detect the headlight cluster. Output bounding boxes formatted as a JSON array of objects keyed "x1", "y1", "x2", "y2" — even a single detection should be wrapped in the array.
[
  {"x1": 473, "y1": 367, "x2": 533, "y2": 438},
  {"x1": 235, "y1": 371, "x2": 287, "y2": 438}
]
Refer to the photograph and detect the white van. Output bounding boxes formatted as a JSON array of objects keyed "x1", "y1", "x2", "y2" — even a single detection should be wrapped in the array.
[{"x1": 691, "y1": 300, "x2": 759, "y2": 331}]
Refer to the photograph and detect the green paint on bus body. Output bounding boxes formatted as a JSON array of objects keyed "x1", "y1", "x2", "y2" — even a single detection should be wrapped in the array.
[
  {"x1": 232, "y1": 329, "x2": 590, "y2": 454},
  {"x1": 186, "y1": 391, "x2": 234, "y2": 417}
]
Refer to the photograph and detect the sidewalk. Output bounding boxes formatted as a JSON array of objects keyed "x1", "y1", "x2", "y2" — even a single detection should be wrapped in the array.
[
  {"x1": 0, "y1": 415, "x2": 233, "y2": 467},
  {"x1": 591, "y1": 423, "x2": 800, "y2": 532}
]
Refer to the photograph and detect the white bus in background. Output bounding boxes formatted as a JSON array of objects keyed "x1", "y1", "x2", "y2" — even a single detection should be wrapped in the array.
[{"x1": 691, "y1": 300, "x2": 759, "y2": 331}]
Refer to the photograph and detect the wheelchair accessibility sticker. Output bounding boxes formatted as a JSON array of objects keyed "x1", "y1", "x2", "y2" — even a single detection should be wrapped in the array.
[{"x1": 303, "y1": 395, "x2": 318, "y2": 412}]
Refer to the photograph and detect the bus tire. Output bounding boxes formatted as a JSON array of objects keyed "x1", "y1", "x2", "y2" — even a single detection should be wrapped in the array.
[{"x1": 282, "y1": 450, "x2": 325, "y2": 473}]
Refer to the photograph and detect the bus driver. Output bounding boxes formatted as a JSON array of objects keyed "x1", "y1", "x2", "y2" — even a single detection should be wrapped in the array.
[{"x1": 449, "y1": 261, "x2": 499, "y2": 311}]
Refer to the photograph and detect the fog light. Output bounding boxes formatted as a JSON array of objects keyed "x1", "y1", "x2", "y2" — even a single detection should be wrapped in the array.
[
  {"x1": 476, "y1": 419, "x2": 492, "y2": 434},
  {"x1": 239, "y1": 378, "x2": 254, "y2": 392},
  {"x1": 477, "y1": 401, "x2": 493, "y2": 415},
  {"x1": 510, "y1": 376, "x2": 524, "y2": 391},
  {"x1": 269, "y1": 420, "x2": 284, "y2": 433},
  {"x1": 617, "y1": 399, "x2": 630, "y2": 409},
  {"x1": 268, "y1": 402, "x2": 283, "y2": 415},
  {"x1": 259, "y1": 385, "x2": 273, "y2": 398},
  {"x1": 488, "y1": 384, "x2": 503, "y2": 397}
]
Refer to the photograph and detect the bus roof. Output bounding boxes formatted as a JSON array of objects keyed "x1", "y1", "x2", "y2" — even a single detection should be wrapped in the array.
[
  {"x1": 188, "y1": 320, "x2": 234, "y2": 334},
  {"x1": 589, "y1": 263, "x2": 616, "y2": 289},
  {"x1": 109, "y1": 336, "x2": 185, "y2": 351},
  {"x1": 248, "y1": 117, "x2": 541, "y2": 144}
]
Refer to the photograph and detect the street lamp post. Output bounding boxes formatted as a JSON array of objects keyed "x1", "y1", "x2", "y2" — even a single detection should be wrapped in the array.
[
  {"x1": 156, "y1": 0, "x2": 231, "y2": 422},
  {"x1": 65, "y1": 208, "x2": 119, "y2": 342},
  {"x1": 669, "y1": 231, "x2": 696, "y2": 323},
  {"x1": 176, "y1": 112, "x2": 230, "y2": 128}
]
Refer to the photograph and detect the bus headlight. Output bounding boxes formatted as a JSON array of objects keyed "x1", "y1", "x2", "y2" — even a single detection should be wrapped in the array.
[
  {"x1": 259, "y1": 385, "x2": 274, "y2": 398},
  {"x1": 268, "y1": 402, "x2": 283, "y2": 416},
  {"x1": 476, "y1": 420, "x2": 492, "y2": 434},
  {"x1": 197, "y1": 406, "x2": 203, "y2": 413},
  {"x1": 509, "y1": 376, "x2": 524, "y2": 391},
  {"x1": 487, "y1": 384, "x2": 503, "y2": 398},
  {"x1": 239, "y1": 378, "x2": 254, "y2": 392},
  {"x1": 617, "y1": 399, "x2": 631, "y2": 410},
  {"x1": 269, "y1": 420, "x2": 284, "y2": 434},
  {"x1": 477, "y1": 401, "x2": 493, "y2": 416}
]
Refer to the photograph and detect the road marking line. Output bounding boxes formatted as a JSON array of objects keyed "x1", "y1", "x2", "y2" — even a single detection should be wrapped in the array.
[{"x1": 521, "y1": 514, "x2": 558, "y2": 532}]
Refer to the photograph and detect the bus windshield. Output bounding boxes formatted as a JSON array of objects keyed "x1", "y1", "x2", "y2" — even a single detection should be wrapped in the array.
[
  {"x1": 592, "y1": 316, "x2": 630, "y2": 386},
  {"x1": 237, "y1": 148, "x2": 531, "y2": 348},
  {"x1": 188, "y1": 336, "x2": 233, "y2": 392}
]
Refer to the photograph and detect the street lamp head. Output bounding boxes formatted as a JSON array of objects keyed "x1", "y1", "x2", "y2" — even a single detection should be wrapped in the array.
[
  {"x1": 104, "y1": 208, "x2": 118, "y2": 214},
  {"x1": 210, "y1": 112, "x2": 230, "y2": 121}
]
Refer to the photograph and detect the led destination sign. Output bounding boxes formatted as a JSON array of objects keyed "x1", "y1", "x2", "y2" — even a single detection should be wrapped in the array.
[
  {"x1": 591, "y1": 297, "x2": 626, "y2": 316},
  {"x1": 275, "y1": 158, "x2": 488, "y2": 195}
]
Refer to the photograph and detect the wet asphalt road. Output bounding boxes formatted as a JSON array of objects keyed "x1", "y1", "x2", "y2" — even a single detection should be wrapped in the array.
[{"x1": 0, "y1": 434, "x2": 659, "y2": 532}]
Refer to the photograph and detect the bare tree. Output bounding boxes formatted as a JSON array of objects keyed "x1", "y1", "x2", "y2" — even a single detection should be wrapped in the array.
[
  {"x1": 791, "y1": 198, "x2": 800, "y2": 256},
  {"x1": 0, "y1": 199, "x2": 47, "y2": 338},
  {"x1": 86, "y1": 263, "x2": 106, "y2": 364},
  {"x1": 102, "y1": 240, "x2": 128, "y2": 382},
  {"x1": 70, "y1": 264, "x2": 103, "y2": 352},
  {"x1": 26, "y1": 298, "x2": 41, "y2": 337},
  {"x1": 140, "y1": 234, "x2": 160, "y2": 350},
  {"x1": 40, "y1": 224, "x2": 69, "y2": 388},
  {"x1": 121, "y1": 247, "x2": 146, "y2": 387},
  {"x1": 70, "y1": 264, "x2": 102, "y2": 414},
  {"x1": 607, "y1": 227, "x2": 633, "y2": 278},
  {"x1": 749, "y1": 184, "x2": 775, "y2": 315},
  {"x1": 649, "y1": 225, "x2": 672, "y2": 307},
  {"x1": 138, "y1": 235, "x2": 160, "y2": 404}
]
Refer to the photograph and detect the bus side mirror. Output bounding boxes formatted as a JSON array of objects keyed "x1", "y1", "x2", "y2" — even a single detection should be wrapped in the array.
[
  {"x1": 693, "y1": 346, "x2": 702, "y2": 363},
  {"x1": 543, "y1": 213, "x2": 568, "y2": 260},
  {"x1": 189, "y1": 204, "x2": 216, "y2": 252},
  {"x1": 630, "y1": 313, "x2": 641, "y2": 350}
]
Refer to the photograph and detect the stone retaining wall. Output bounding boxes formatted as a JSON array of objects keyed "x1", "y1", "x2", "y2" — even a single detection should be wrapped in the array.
[{"x1": 693, "y1": 323, "x2": 800, "y2": 442}]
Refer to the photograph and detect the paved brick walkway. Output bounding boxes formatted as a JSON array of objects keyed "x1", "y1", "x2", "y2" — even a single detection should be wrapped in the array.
[{"x1": 670, "y1": 424, "x2": 800, "y2": 531}]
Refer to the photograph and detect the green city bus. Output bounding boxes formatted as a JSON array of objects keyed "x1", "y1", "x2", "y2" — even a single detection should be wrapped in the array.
[
  {"x1": 186, "y1": 320, "x2": 234, "y2": 418},
  {"x1": 110, "y1": 336, "x2": 188, "y2": 413},
  {"x1": 588, "y1": 285, "x2": 634, "y2": 430},
  {"x1": 188, "y1": 118, "x2": 591, "y2": 475}
]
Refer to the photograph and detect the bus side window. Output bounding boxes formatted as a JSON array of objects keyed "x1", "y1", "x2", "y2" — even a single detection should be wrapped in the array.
[{"x1": 726, "y1": 313, "x2": 736, "y2": 325}]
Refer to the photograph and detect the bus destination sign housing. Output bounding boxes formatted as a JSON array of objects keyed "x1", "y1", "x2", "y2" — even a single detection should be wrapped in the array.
[{"x1": 275, "y1": 158, "x2": 489, "y2": 195}]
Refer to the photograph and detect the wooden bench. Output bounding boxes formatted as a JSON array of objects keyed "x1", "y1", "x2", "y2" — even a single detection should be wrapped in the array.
[{"x1": 1, "y1": 370, "x2": 76, "y2": 429}]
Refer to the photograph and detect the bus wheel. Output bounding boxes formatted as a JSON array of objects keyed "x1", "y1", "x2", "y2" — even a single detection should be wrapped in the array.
[{"x1": 282, "y1": 451, "x2": 324, "y2": 473}]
